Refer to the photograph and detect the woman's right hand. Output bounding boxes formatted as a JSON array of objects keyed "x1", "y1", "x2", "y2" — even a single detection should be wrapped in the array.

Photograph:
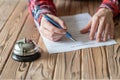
[{"x1": 40, "y1": 14, "x2": 67, "y2": 41}]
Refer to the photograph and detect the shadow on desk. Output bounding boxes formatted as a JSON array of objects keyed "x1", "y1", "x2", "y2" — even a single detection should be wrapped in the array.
[{"x1": 114, "y1": 14, "x2": 120, "y2": 42}]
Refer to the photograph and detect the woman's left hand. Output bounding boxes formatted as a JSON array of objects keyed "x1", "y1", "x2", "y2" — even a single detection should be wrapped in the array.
[{"x1": 80, "y1": 8, "x2": 114, "y2": 42}]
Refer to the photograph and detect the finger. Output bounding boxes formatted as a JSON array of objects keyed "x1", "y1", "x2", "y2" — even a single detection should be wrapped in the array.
[
  {"x1": 109, "y1": 22, "x2": 114, "y2": 39},
  {"x1": 103, "y1": 23, "x2": 109, "y2": 41},
  {"x1": 53, "y1": 34, "x2": 63, "y2": 41},
  {"x1": 47, "y1": 14, "x2": 67, "y2": 29},
  {"x1": 89, "y1": 16, "x2": 99, "y2": 40},
  {"x1": 96, "y1": 17, "x2": 105, "y2": 42},
  {"x1": 43, "y1": 27, "x2": 63, "y2": 41},
  {"x1": 42, "y1": 17, "x2": 66, "y2": 34},
  {"x1": 42, "y1": 28, "x2": 56, "y2": 41},
  {"x1": 40, "y1": 26, "x2": 55, "y2": 41},
  {"x1": 80, "y1": 20, "x2": 92, "y2": 34}
]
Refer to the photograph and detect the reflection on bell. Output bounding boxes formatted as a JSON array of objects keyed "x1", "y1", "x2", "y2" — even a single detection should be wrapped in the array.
[{"x1": 12, "y1": 38, "x2": 41, "y2": 62}]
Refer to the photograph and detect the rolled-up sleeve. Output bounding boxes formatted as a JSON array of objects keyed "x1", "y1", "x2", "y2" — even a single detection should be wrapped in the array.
[
  {"x1": 28, "y1": 0, "x2": 56, "y2": 24},
  {"x1": 100, "y1": 0, "x2": 120, "y2": 16}
]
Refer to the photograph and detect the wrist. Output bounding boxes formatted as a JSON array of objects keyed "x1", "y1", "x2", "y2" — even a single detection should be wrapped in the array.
[
  {"x1": 99, "y1": 3, "x2": 119, "y2": 17},
  {"x1": 98, "y1": 7, "x2": 113, "y2": 18}
]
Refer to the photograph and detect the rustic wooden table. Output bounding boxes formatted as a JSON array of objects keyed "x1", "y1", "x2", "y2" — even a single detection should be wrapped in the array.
[{"x1": 0, "y1": 0, "x2": 120, "y2": 79}]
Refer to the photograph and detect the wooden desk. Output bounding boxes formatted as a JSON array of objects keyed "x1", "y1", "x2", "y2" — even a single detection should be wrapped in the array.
[{"x1": 0, "y1": 0, "x2": 120, "y2": 79}]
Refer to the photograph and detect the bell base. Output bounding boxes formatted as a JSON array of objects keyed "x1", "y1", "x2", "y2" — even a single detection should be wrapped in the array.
[{"x1": 12, "y1": 52, "x2": 40, "y2": 62}]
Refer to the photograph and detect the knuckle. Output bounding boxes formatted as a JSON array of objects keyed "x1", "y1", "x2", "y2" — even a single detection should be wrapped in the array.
[
  {"x1": 50, "y1": 32, "x2": 55, "y2": 37},
  {"x1": 100, "y1": 17, "x2": 105, "y2": 21},
  {"x1": 94, "y1": 15, "x2": 99, "y2": 19}
]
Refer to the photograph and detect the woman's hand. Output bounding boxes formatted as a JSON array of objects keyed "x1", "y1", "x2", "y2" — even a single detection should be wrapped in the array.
[
  {"x1": 80, "y1": 8, "x2": 114, "y2": 42},
  {"x1": 40, "y1": 14, "x2": 67, "y2": 41}
]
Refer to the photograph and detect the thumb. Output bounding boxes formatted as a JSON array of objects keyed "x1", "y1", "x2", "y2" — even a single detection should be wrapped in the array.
[{"x1": 80, "y1": 20, "x2": 92, "y2": 34}]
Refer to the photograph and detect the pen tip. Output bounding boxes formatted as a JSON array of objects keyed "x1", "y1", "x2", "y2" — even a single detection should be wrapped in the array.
[{"x1": 70, "y1": 37, "x2": 77, "y2": 41}]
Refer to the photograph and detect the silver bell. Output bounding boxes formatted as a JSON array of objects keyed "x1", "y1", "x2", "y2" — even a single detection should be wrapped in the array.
[{"x1": 12, "y1": 38, "x2": 41, "y2": 62}]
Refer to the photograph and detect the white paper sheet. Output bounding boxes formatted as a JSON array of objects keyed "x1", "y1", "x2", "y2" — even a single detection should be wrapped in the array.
[{"x1": 35, "y1": 13, "x2": 117, "y2": 54}]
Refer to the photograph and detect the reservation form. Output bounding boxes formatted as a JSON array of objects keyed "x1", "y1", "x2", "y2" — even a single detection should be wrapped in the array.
[{"x1": 35, "y1": 13, "x2": 117, "y2": 54}]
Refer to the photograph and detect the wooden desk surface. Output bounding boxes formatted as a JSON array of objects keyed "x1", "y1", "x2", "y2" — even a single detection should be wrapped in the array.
[{"x1": 0, "y1": 0, "x2": 120, "y2": 79}]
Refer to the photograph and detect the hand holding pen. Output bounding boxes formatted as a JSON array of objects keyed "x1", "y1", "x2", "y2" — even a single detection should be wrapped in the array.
[{"x1": 40, "y1": 14, "x2": 76, "y2": 41}]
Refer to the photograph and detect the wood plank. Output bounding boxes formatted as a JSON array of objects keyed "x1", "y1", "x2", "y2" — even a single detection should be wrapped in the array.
[
  {"x1": 56, "y1": 0, "x2": 66, "y2": 16},
  {"x1": 81, "y1": 1, "x2": 89, "y2": 13},
  {"x1": 53, "y1": 51, "x2": 81, "y2": 80},
  {"x1": 0, "y1": 0, "x2": 19, "y2": 31},
  {"x1": 0, "y1": 0, "x2": 28, "y2": 77},
  {"x1": 53, "y1": 1, "x2": 81, "y2": 80},
  {"x1": 81, "y1": 47, "x2": 109, "y2": 79},
  {"x1": 105, "y1": 45, "x2": 120, "y2": 79},
  {"x1": 69, "y1": 1, "x2": 81, "y2": 15},
  {"x1": 0, "y1": 0, "x2": 119, "y2": 80},
  {"x1": 81, "y1": 48, "x2": 96, "y2": 79},
  {"x1": 0, "y1": 15, "x2": 40, "y2": 79},
  {"x1": 26, "y1": 37, "x2": 57, "y2": 80},
  {"x1": 115, "y1": 16, "x2": 120, "y2": 43},
  {"x1": 88, "y1": 0, "x2": 101, "y2": 16},
  {"x1": 88, "y1": 1, "x2": 94, "y2": 16}
]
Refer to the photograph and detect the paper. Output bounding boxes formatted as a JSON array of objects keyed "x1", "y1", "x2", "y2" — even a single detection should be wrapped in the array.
[{"x1": 35, "y1": 13, "x2": 117, "y2": 54}]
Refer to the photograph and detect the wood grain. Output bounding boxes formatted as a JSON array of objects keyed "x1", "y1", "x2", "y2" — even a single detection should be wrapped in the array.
[
  {"x1": 53, "y1": 51, "x2": 81, "y2": 80},
  {"x1": 53, "y1": 1, "x2": 82, "y2": 80},
  {"x1": 82, "y1": 47, "x2": 109, "y2": 79},
  {"x1": 115, "y1": 15, "x2": 120, "y2": 43},
  {"x1": 0, "y1": 0, "x2": 19, "y2": 31},
  {"x1": 0, "y1": 14, "x2": 40, "y2": 79},
  {"x1": 105, "y1": 45, "x2": 120, "y2": 79},
  {"x1": 26, "y1": 33, "x2": 57, "y2": 80},
  {"x1": 0, "y1": 0, "x2": 28, "y2": 79},
  {"x1": 0, "y1": 0, "x2": 120, "y2": 79}
]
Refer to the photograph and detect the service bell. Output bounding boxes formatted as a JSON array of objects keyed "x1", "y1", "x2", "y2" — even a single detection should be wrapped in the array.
[{"x1": 12, "y1": 38, "x2": 41, "y2": 62}]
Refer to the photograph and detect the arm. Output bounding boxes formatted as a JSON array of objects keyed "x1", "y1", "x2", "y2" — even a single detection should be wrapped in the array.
[
  {"x1": 99, "y1": 0, "x2": 120, "y2": 16},
  {"x1": 28, "y1": 0, "x2": 67, "y2": 41},
  {"x1": 28, "y1": 0, "x2": 56, "y2": 24}
]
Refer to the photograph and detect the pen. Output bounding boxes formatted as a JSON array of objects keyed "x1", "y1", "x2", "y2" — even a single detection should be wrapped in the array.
[{"x1": 43, "y1": 14, "x2": 76, "y2": 41}]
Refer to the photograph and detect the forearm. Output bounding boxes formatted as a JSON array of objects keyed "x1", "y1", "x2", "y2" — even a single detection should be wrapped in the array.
[
  {"x1": 28, "y1": 0, "x2": 56, "y2": 24},
  {"x1": 100, "y1": 0, "x2": 120, "y2": 16}
]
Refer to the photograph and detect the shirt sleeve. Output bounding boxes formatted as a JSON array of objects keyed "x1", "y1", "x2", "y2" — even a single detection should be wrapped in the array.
[
  {"x1": 28, "y1": 0, "x2": 56, "y2": 24},
  {"x1": 99, "y1": 0, "x2": 120, "y2": 16}
]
